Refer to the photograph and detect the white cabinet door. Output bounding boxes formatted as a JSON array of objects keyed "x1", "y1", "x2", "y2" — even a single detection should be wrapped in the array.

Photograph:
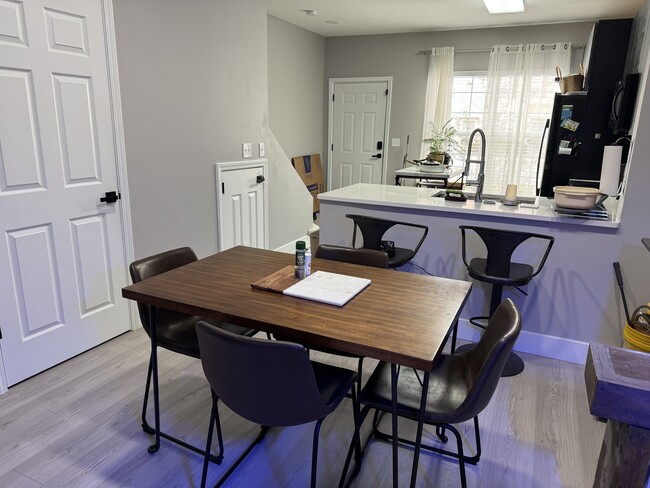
[
  {"x1": 217, "y1": 161, "x2": 267, "y2": 251},
  {"x1": 0, "y1": 0, "x2": 130, "y2": 386},
  {"x1": 330, "y1": 81, "x2": 389, "y2": 190}
]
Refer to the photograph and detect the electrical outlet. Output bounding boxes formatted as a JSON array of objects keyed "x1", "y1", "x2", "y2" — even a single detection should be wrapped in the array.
[
  {"x1": 391, "y1": 138, "x2": 401, "y2": 147},
  {"x1": 259, "y1": 142, "x2": 265, "y2": 157},
  {"x1": 242, "y1": 143, "x2": 252, "y2": 158}
]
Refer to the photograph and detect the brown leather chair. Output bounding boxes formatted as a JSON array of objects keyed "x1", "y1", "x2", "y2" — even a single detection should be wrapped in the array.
[
  {"x1": 285, "y1": 244, "x2": 389, "y2": 395},
  {"x1": 196, "y1": 322, "x2": 359, "y2": 488},
  {"x1": 314, "y1": 244, "x2": 389, "y2": 269},
  {"x1": 130, "y1": 247, "x2": 256, "y2": 461},
  {"x1": 341, "y1": 299, "x2": 521, "y2": 488}
]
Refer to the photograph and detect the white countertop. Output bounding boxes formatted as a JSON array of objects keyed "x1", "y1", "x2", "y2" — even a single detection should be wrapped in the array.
[{"x1": 318, "y1": 183, "x2": 620, "y2": 228}]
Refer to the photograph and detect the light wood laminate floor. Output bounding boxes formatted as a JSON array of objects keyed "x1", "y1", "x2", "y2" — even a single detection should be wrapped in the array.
[{"x1": 0, "y1": 328, "x2": 604, "y2": 487}]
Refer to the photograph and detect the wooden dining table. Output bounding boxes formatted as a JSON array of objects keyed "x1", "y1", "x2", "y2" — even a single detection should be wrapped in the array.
[{"x1": 122, "y1": 245, "x2": 472, "y2": 487}]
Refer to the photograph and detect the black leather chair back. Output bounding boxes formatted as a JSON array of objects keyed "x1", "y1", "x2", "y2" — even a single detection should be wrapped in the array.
[
  {"x1": 314, "y1": 244, "x2": 389, "y2": 268},
  {"x1": 196, "y1": 322, "x2": 328, "y2": 426},
  {"x1": 457, "y1": 299, "x2": 521, "y2": 419},
  {"x1": 129, "y1": 247, "x2": 197, "y2": 335}
]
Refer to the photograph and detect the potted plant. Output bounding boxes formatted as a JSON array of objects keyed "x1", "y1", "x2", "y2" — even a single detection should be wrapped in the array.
[{"x1": 422, "y1": 119, "x2": 461, "y2": 164}]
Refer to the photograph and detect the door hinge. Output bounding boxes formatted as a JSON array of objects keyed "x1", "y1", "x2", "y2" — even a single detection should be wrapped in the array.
[
  {"x1": 332, "y1": 94, "x2": 335, "y2": 102},
  {"x1": 385, "y1": 89, "x2": 389, "y2": 96},
  {"x1": 222, "y1": 182, "x2": 225, "y2": 194},
  {"x1": 331, "y1": 144, "x2": 334, "y2": 151},
  {"x1": 0, "y1": 325, "x2": 2, "y2": 339}
]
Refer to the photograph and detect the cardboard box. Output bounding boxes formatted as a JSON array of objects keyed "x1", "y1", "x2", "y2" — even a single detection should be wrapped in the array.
[{"x1": 292, "y1": 154, "x2": 325, "y2": 213}]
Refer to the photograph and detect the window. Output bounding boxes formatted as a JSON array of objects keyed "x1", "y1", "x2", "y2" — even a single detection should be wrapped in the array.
[{"x1": 450, "y1": 71, "x2": 558, "y2": 196}]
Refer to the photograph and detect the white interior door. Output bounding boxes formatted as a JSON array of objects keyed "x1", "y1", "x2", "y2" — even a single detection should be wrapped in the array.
[
  {"x1": 0, "y1": 0, "x2": 130, "y2": 386},
  {"x1": 330, "y1": 80, "x2": 390, "y2": 190},
  {"x1": 216, "y1": 161, "x2": 268, "y2": 251}
]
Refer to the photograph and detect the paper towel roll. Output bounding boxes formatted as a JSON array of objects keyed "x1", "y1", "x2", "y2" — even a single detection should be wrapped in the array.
[{"x1": 599, "y1": 145, "x2": 622, "y2": 196}]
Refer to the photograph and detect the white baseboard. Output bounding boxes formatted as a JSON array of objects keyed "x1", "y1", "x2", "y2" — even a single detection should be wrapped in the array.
[{"x1": 456, "y1": 318, "x2": 589, "y2": 365}]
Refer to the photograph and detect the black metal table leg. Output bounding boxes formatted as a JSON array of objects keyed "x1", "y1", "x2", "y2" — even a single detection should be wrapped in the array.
[
  {"x1": 147, "y1": 304, "x2": 161, "y2": 454},
  {"x1": 391, "y1": 363, "x2": 399, "y2": 488},
  {"x1": 410, "y1": 371, "x2": 430, "y2": 487}
]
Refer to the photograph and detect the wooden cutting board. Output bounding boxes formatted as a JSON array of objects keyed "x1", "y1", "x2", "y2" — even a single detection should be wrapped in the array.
[{"x1": 251, "y1": 265, "x2": 298, "y2": 293}]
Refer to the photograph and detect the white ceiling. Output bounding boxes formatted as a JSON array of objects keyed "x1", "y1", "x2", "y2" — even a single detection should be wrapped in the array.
[{"x1": 268, "y1": 0, "x2": 645, "y2": 37}]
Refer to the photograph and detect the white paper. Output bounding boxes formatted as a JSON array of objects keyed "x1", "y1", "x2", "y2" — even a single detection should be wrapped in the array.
[
  {"x1": 283, "y1": 271, "x2": 371, "y2": 306},
  {"x1": 599, "y1": 145, "x2": 622, "y2": 196}
]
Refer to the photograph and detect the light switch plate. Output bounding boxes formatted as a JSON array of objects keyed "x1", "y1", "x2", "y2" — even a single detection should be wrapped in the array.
[
  {"x1": 242, "y1": 143, "x2": 252, "y2": 158},
  {"x1": 391, "y1": 138, "x2": 400, "y2": 147},
  {"x1": 259, "y1": 142, "x2": 265, "y2": 157}
]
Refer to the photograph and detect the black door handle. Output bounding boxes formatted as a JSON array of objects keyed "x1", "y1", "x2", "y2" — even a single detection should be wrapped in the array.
[
  {"x1": 371, "y1": 153, "x2": 382, "y2": 159},
  {"x1": 100, "y1": 191, "x2": 120, "y2": 204},
  {"x1": 256, "y1": 175, "x2": 265, "y2": 183}
]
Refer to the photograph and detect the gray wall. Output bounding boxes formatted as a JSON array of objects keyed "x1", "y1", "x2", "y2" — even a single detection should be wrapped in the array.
[
  {"x1": 112, "y1": 0, "x2": 312, "y2": 259},
  {"x1": 268, "y1": 16, "x2": 326, "y2": 160},
  {"x1": 324, "y1": 23, "x2": 593, "y2": 180}
]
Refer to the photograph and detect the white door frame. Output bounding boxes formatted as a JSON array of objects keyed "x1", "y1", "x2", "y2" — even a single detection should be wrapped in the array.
[
  {"x1": 215, "y1": 159, "x2": 269, "y2": 252},
  {"x1": 327, "y1": 76, "x2": 393, "y2": 190},
  {"x1": 0, "y1": 0, "x2": 134, "y2": 395}
]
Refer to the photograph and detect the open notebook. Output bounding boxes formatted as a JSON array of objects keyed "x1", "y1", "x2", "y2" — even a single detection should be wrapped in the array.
[{"x1": 283, "y1": 271, "x2": 371, "y2": 307}]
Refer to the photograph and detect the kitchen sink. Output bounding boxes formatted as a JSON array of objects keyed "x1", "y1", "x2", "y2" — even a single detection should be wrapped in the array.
[{"x1": 431, "y1": 190, "x2": 537, "y2": 204}]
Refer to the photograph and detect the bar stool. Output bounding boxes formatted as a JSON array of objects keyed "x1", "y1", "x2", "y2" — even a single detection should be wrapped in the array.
[
  {"x1": 454, "y1": 225, "x2": 554, "y2": 377},
  {"x1": 346, "y1": 214, "x2": 429, "y2": 269}
]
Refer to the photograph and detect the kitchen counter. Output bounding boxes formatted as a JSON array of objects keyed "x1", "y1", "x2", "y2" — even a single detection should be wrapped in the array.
[{"x1": 319, "y1": 183, "x2": 620, "y2": 228}]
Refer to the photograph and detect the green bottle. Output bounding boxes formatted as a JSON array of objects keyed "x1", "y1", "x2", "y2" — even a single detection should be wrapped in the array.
[{"x1": 295, "y1": 241, "x2": 306, "y2": 279}]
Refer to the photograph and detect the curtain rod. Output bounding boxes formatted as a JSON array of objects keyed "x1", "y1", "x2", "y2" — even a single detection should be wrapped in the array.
[{"x1": 417, "y1": 43, "x2": 585, "y2": 55}]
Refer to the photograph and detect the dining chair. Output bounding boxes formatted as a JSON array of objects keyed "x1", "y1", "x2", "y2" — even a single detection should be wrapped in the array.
[
  {"x1": 314, "y1": 243, "x2": 389, "y2": 269},
  {"x1": 129, "y1": 247, "x2": 256, "y2": 461},
  {"x1": 345, "y1": 214, "x2": 429, "y2": 269},
  {"x1": 340, "y1": 299, "x2": 521, "y2": 488},
  {"x1": 196, "y1": 321, "x2": 360, "y2": 488},
  {"x1": 280, "y1": 244, "x2": 389, "y2": 395}
]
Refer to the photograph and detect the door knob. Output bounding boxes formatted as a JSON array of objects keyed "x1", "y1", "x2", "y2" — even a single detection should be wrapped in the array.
[
  {"x1": 100, "y1": 191, "x2": 120, "y2": 204},
  {"x1": 371, "y1": 153, "x2": 382, "y2": 159},
  {"x1": 256, "y1": 175, "x2": 265, "y2": 183}
]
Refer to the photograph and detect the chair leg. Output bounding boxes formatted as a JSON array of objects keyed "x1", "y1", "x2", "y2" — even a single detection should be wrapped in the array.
[
  {"x1": 448, "y1": 425, "x2": 468, "y2": 488},
  {"x1": 141, "y1": 353, "x2": 155, "y2": 434},
  {"x1": 140, "y1": 337, "x2": 223, "y2": 463},
  {"x1": 339, "y1": 404, "x2": 374, "y2": 488},
  {"x1": 201, "y1": 394, "x2": 219, "y2": 488},
  {"x1": 214, "y1": 425, "x2": 269, "y2": 487},
  {"x1": 473, "y1": 416, "x2": 482, "y2": 461},
  {"x1": 311, "y1": 418, "x2": 325, "y2": 488}
]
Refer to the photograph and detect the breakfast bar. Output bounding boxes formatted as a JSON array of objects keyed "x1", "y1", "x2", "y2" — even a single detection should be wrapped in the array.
[{"x1": 318, "y1": 183, "x2": 624, "y2": 361}]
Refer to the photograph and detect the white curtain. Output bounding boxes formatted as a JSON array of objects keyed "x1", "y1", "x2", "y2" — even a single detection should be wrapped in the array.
[
  {"x1": 481, "y1": 42, "x2": 571, "y2": 195},
  {"x1": 421, "y1": 47, "x2": 455, "y2": 158}
]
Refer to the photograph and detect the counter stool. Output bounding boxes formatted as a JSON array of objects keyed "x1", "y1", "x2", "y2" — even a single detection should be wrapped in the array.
[
  {"x1": 454, "y1": 225, "x2": 554, "y2": 377},
  {"x1": 346, "y1": 214, "x2": 429, "y2": 269}
]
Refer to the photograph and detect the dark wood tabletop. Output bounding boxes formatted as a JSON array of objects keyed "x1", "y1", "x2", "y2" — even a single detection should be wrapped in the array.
[{"x1": 122, "y1": 246, "x2": 471, "y2": 371}]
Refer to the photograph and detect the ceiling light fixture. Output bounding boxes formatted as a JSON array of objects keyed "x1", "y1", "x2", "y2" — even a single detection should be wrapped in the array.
[
  {"x1": 483, "y1": 0, "x2": 524, "y2": 14},
  {"x1": 303, "y1": 9, "x2": 318, "y2": 16}
]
